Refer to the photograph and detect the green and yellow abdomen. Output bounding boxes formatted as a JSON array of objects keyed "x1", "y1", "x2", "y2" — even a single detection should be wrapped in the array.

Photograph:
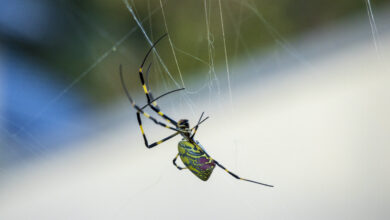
[{"x1": 178, "y1": 140, "x2": 216, "y2": 181}]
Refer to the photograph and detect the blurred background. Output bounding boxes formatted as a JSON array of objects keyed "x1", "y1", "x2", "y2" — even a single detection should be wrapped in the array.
[{"x1": 0, "y1": 0, "x2": 389, "y2": 219}]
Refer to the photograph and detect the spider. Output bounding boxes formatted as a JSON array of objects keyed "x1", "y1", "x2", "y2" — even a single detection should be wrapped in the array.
[{"x1": 120, "y1": 34, "x2": 273, "y2": 187}]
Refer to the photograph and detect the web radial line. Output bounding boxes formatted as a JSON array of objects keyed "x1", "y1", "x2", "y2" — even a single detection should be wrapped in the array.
[
  {"x1": 203, "y1": 0, "x2": 213, "y2": 104},
  {"x1": 13, "y1": 7, "x2": 162, "y2": 137},
  {"x1": 124, "y1": 0, "x2": 180, "y2": 89},
  {"x1": 0, "y1": 126, "x2": 40, "y2": 157},
  {"x1": 224, "y1": 2, "x2": 256, "y2": 67},
  {"x1": 159, "y1": 0, "x2": 186, "y2": 89},
  {"x1": 124, "y1": 0, "x2": 198, "y2": 117},
  {"x1": 218, "y1": 0, "x2": 233, "y2": 106},
  {"x1": 365, "y1": 0, "x2": 381, "y2": 56},
  {"x1": 232, "y1": 1, "x2": 244, "y2": 61},
  {"x1": 174, "y1": 46, "x2": 210, "y2": 67},
  {"x1": 0, "y1": 116, "x2": 49, "y2": 155},
  {"x1": 203, "y1": 0, "x2": 221, "y2": 101},
  {"x1": 235, "y1": 0, "x2": 311, "y2": 67}
]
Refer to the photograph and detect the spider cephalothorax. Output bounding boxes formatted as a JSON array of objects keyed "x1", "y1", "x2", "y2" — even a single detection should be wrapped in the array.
[
  {"x1": 119, "y1": 34, "x2": 273, "y2": 187},
  {"x1": 178, "y1": 119, "x2": 189, "y2": 129},
  {"x1": 178, "y1": 119, "x2": 191, "y2": 136}
]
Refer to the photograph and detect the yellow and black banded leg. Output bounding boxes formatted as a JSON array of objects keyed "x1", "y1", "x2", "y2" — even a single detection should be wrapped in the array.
[
  {"x1": 213, "y1": 160, "x2": 274, "y2": 187},
  {"x1": 137, "y1": 34, "x2": 179, "y2": 127},
  {"x1": 138, "y1": 65, "x2": 178, "y2": 126},
  {"x1": 120, "y1": 35, "x2": 183, "y2": 148},
  {"x1": 136, "y1": 112, "x2": 180, "y2": 148},
  {"x1": 172, "y1": 153, "x2": 187, "y2": 170},
  {"x1": 119, "y1": 65, "x2": 180, "y2": 138},
  {"x1": 140, "y1": 88, "x2": 185, "y2": 110},
  {"x1": 120, "y1": 64, "x2": 176, "y2": 133},
  {"x1": 146, "y1": 131, "x2": 180, "y2": 148}
]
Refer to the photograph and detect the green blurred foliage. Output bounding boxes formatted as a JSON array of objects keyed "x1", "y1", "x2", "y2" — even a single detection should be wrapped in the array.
[{"x1": 38, "y1": 0, "x2": 387, "y2": 106}]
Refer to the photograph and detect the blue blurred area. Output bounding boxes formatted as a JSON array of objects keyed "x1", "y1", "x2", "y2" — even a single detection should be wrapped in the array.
[
  {"x1": 0, "y1": 49, "x2": 93, "y2": 166},
  {"x1": 0, "y1": 0, "x2": 93, "y2": 166},
  {"x1": 0, "y1": 0, "x2": 55, "y2": 43}
]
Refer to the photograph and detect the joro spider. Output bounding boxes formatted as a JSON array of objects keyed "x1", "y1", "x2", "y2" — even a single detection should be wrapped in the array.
[{"x1": 120, "y1": 34, "x2": 273, "y2": 187}]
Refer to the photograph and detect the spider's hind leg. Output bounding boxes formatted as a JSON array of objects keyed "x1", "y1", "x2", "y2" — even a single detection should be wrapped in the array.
[{"x1": 213, "y1": 160, "x2": 273, "y2": 187}]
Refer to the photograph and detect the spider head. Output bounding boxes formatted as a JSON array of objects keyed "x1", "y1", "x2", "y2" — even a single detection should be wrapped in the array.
[
  {"x1": 178, "y1": 119, "x2": 190, "y2": 129},
  {"x1": 178, "y1": 119, "x2": 191, "y2": 136}
]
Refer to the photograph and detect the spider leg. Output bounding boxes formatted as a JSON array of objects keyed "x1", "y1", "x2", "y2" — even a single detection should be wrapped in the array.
[
  {"x1": 137, "y1": 112, "x2": 180, "y2": 148},
  {"x1": 172, "y1": 153, "x2": 187, "y2": 170},
  {"x1": 213, "y1": 160, "x2": 274, "y2": 187},
  {"x1": 136, "y1": 34, "x2": 180, "y2": 126},
  {"x1": 191, "y1": 112, "x2": 205, "y2": 139},
  {"x1": 190, "y1": 113, "x2": 210, "y2": 140},
  {"x1": 120, "y1": 65, "x2": 180, "y2": 132},
  {"x1": 138, "y1": 62, "x2": 179, "y2": 126},
  {"x1": 140, "y1": 88, "x2": 185, "y2": 110}
]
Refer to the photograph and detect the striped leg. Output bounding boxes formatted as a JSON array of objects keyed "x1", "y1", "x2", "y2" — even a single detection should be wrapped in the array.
[
  {"x1": 140, "y1": 88, "x2": 185, "y2": 110},
  {"x1": 172, "y1": 153, "x2": 187, "y2": 170},
  {"x1": 136, "y1": 111, "x2": 180, "y2": 148},
  {"x1": 135, "y1": 87, "x2": 184, "y2": 147},
  {"x1": 138, "y1": 64, "x2": 178, "y2": 126},
  {"x1": 137, "y1": 34, "x2": 179, "y2": 126},
  {"x1": 120, "y1": 66, "x2": 180, "y2": 132},
  {"x1": 213, "y1": 160, "x2": 274, "y2": 187}
]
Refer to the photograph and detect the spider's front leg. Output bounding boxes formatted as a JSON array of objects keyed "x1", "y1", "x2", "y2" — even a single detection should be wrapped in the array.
[{"x1": 137, "y1": 35, "x2": 179, "y2": 127}]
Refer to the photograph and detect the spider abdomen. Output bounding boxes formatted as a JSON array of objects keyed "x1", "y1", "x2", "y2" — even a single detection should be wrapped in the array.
[{"x1": 178, "y1": 140, "x2": 216, "y2": 181}]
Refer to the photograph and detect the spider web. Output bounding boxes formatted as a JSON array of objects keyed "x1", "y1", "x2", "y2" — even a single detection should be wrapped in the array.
[
  {"x1": 365, "y1": 0, "x2": 382, "y2": 59},
  {"x1": 0, "y1": 0, "x2": 388, "y2": 219},
  {"x1": 0, "y1": 0, "x2": 384, "y2": 174}
]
